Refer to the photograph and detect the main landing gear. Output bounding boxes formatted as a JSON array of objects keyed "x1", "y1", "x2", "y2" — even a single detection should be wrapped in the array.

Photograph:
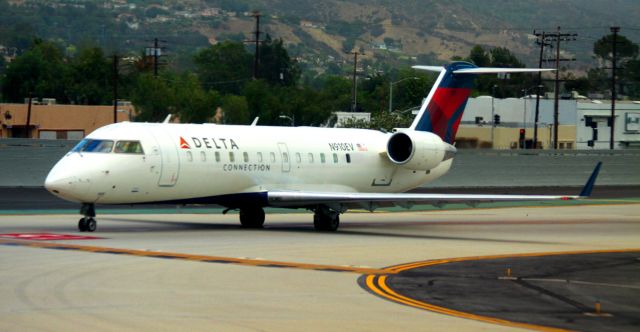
[
  {"x1": 313, "y1": 205, "x2": 340, "y2": 232},
  {"x1": 78, "y1": 203, "x2": 97, "y2": 232},
  {"x1": 239, "y1": 207, "x2": 265, "y2": 228}
]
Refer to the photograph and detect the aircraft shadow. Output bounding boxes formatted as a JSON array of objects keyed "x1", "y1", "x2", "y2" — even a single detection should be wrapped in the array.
[{"x1": 96, "y1": 217, "x2": 558, "y2": 245}]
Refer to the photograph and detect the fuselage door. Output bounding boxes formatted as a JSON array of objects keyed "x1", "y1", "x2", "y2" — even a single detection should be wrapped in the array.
[
  {"x1": 151, "y1": 128, "x2": 180, "y2": 186},
  {"x1": 277, "y1": 142, "x2": 291, "y2": 173}
]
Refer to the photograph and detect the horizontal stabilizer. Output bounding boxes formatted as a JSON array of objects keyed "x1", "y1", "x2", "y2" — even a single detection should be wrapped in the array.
[
  {"x1": 452, "y1": 67, "x2": 555, "y2": 74},
  {"x1": 412, "y1": 65, "x2": 555, "y2": 74},
  {"x1": 411, "y1": 65, "x2": 445, "y2": 72}
]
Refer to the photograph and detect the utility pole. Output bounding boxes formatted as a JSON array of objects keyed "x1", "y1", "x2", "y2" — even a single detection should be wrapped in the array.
[
  {"x1": 247, "y1": 11, "x2": 262, "y2": 80},
  {"x1": 25, "y1": 92, "x2": 33, "y2": 138},
  {"x1": 153, "y1": 38, "x2": 159, "y2": 77},
  {"x1": 146, "y1": 38, "x2": 166, "y2": 78},
  {"x1": 533, "y1": 30, "x2": 551, "y2": 148},
  {"x1": 610, "y1": 26, "x2": 620, "y2": 150},
  {"x1": 112, "y1": 54, "x2": 119, "y2": 124},
  {"x1": 543, "y1": 27, "x2": 577, "y2": 149},
  {"x1": 349, "y1": 51, "x2": 362, "y2": 112}
]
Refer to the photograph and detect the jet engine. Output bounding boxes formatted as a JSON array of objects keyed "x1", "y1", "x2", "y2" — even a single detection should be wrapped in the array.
[{"x1": 386, "y1": 131, "x2": 449, "y2": 171}]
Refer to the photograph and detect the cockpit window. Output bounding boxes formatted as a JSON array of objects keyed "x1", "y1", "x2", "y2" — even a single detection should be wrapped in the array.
[
  {"x1": 72, "y1": 139, "x2": 114, "y2": 153},
  {"x1": 114, "y1": 140, "x2": 144, "y2": 154}
]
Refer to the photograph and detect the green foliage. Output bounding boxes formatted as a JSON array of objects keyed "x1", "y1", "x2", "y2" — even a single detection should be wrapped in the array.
[
  {"x1": 259, "y1": 36, "x2": 301, "y2": 86},
  {"x1": 2, "y1": 39, "x2": 69, "y2": 102},
  {"x1": 172, "y1": 73, "x2": 221, "y2": 123},
  {"x1": 193, "y1": 41, "x2": 253, "y2": 94},
  {"x1": 593, "y1": 34, "x2": 639, "y2": 62},
  {"x1": 67, "y1": 47, "x2": 112, "y2": 105},
  {"x1": 129, "y1": 73, "x2": 174, "y2": 122},
  {"x1": 221, "y1": 94, "x2": 250, "y2": 124}
]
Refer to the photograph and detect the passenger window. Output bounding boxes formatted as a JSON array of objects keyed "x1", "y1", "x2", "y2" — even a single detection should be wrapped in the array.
[
  {"x1": 270, "y1": 152, "x2": 276, "y2": 162},
  {"x1": 296, "y1": 153, "x2": 301, "y2": 163},
  {"x1": 257, "y1": 152, "x2": 263, "y2": 162},
  {"x1": 200, "y1": 151, "x2": 206, "y2": 161},
  {"x1": 320, "y1": 153, "x2": 326, "y2": 163},
  {"x1": 333, "y1": 153, "x2": 338, "y2": 163},
  {"x1": 308, "y1": 153, "x2": 314, "y2": 163},
  {"x1": 215, "y1": 151, "x2": 220, "y2": 162},
  {"x1": 345, "y1": 153, "x2": 351, "y2": 163},
  {"x1": 243, "y1": 151, "x2": 249, "y2": 162},
  {"x1": 229, "y1": 152, "x2": 235, "y2": 162},
  {"x1": 114, "y1": 140, "x2": 144, "y2": 154},
  {"x1": 187, "y1": 151, "x2": 193, "y2": 162},
  {"x1": 283, "y1": 152, "x2": 289, "y2": 163}
]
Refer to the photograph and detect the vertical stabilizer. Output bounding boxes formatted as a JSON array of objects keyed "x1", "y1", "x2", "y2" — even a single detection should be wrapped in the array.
[
  {"x1": 410, "y1": 62, "x2": 477, "y2": 144},
  {"x1": 410, "y1": 62, "x2": 553, "y2": 144}
]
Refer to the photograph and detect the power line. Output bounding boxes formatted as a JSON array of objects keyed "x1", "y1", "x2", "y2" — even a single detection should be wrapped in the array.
[
  {"x1": 610, "y1": 26, "x2": 621, "y2": 150},
  {"x1": 244, "y1": 11, "x2": 263, "y2": 80},
  {"x1": 348, "y1": 51, "x2": 364, "y2": 112},
  {"x1": 542, "y1": 26, "x2": 577, "y2": 149}
]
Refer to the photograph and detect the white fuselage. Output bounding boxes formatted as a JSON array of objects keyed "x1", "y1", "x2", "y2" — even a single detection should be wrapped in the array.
[{"x1": 45, "y1": 122, "x2": 452, "y2": 205}]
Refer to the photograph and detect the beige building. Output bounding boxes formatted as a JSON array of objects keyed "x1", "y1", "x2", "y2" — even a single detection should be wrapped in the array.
[
  {"x1": 0, "y1": 103, "x2": 133, "y2": 139},
  {"x1": 456, "y1": 125, "x2": 576, "y2": 150}
]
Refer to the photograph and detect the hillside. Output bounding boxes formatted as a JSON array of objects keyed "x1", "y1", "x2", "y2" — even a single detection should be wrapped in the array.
[{"x1": 1, "y1": 0, "x2": 639, "y2": 74}]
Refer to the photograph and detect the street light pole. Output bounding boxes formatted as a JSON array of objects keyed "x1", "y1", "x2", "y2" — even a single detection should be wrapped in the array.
[
  {"x1": 388, "y1": 77, "x2": 419, "y2": 113},
  {"x1": 491, "y1": 85, "x2": 498, "y2": 147}
]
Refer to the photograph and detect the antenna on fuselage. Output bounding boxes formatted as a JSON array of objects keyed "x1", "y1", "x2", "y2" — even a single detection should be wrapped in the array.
[
  {"x1": 250, "y1": 117, "x2": 259, "y2": 126},
  {"x1": 162, "y1": 114, "x2": 171, "y2": 123}
]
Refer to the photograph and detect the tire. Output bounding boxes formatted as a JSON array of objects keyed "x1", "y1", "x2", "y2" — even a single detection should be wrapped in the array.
[
  {"x1": 239, "y1": 208, "x2": 265, "y2": 228},
  {"x1": 78, "y1": 218, "x2": 87, "y2": 232},
  {"x1": 314, "y1": 213, "x2": 339, "y2": 232},
  {"x1": 86, "y1": 218, "x2": 97, "y2": 232}
]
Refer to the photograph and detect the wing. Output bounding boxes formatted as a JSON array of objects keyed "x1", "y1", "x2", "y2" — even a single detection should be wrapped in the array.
[{"x1": 268, "y1": 162, "x2": 602, "y2": 211}]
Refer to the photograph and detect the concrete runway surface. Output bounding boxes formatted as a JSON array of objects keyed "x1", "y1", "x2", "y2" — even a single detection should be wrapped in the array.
[{"x1": 1, "y1": 203, "x2": 639, "y2": 331}]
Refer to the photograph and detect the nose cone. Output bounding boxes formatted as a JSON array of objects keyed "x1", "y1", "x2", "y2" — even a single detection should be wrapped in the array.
[{"x1": 45, "y1": 156, "x2": 91, "y2": 202}]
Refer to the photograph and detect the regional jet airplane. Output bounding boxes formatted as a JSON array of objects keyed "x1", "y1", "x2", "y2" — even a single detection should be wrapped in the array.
[{"x1": 45, "y1": 62, "x2": 601, "y2": 232}]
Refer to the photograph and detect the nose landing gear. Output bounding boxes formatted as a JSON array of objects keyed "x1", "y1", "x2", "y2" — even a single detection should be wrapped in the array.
[{"x1": 78, "y1": 203, "x2": 97, "y2": 232}]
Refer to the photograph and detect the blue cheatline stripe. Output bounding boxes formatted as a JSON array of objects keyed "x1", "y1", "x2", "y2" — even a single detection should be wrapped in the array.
[
  {"x1": 444, "y1": 98, "x2": 470, "y2": 144},
  {"x1": 415, "y1": 106, "x2": 434, "y2": 132}
]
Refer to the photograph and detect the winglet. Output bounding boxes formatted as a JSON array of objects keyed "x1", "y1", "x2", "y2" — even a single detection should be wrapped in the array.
[
  {"x1": 162, "y1": 114, "x2": 172, "y2": 123},
  {"x1": 579, "y1": 162, "x2": 602, "y2": 197},
  {"x1": 251, "y1": 117, "x2": 259, "y2": 126}
]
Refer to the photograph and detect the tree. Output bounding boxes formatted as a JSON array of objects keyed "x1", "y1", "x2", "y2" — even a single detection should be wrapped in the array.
[
  {"x1": 259, "y1": 36, "x2": 301, "y2": 86},
  {"x1": 172, "y1": 73, "x2": 221, "y2": 123},
  {"x1": 67, "y1": 46, "x2": 111, "y2": 105},
  {"x1": 593, "y1": 33, "x2": 640, "y2": 98},
  {"x1": 193, "y1": 41, "x2": 252, "y2": 94},
  {"x1": 221, "y1": 94, "x2": 250, "y2": 124},
  {"x1": 129, "y1": 73, "x2": 174, "y2": 122},
  {"x1": 2, "y1": 39, "x2": 69, "y2": 102},
  {"x1": 593, "y1": 34, "x2": 639, "y2": 63},
  {"x1": 467, "y1": 45, "x2": 490, "y2": 67}
]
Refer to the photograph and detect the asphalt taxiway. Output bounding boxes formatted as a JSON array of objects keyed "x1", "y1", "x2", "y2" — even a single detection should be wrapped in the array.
[{"x1": 1, "y1": 202, "x2": 639, "y2": 331}]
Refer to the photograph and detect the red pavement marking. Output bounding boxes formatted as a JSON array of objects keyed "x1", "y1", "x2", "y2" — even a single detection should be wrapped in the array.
[{"x1": 0, "y1": 233, "x2": 103, "y2": 241}]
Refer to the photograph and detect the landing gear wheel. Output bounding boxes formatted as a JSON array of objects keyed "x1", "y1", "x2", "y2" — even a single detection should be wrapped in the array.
[
  {"x1": 78, "y1": 218, "x2": 88, "y2": 232},
  {"x1": 78, "y1": 217, "x2": 97, "y2": 232},
  {"x1": 239, "y1": 208, "x2": 265, "y2": 228},
  {"x1": 78, "y1": 203, "x2": 97, "y2": 232},
  {"x1": 314, "y1": 210, "x2": 340, "y2": 232},
  {"x1": 85, "y1": 218, "x2": 97, "y2": 232}
]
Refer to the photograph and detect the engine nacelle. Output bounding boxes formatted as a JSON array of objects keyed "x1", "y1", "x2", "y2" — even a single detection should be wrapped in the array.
[{"x1": 386, "y1": 131, "x2": 447, "y2": 171}]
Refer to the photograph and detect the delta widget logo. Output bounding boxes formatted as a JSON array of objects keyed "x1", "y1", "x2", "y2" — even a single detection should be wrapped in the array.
[{"x1": 179, "y1": 137, "x2": 191, "y2": 149}]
